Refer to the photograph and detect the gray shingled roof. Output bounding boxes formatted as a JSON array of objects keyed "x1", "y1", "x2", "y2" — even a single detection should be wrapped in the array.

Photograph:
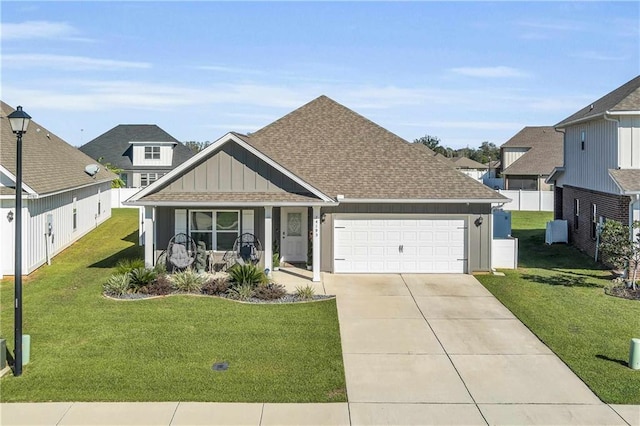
[
  {"x1": 79, "y1": 124, "x2": 194, "y2": 171},
  {"x1": 609, "y1": 169, "x2": 640, "y2": 194},
  {"x1": 1, "y1": 101, "x2": 115, "y2": 195},
  {"x1": 501, "y1": 126, "x2": 563, "y2": 176},
  {"x1": 243, "y1": 96, "x2": 504, "y2": 200},
  {"x1": 556, "y1": 75, "x2": 640, "y2": 127}
]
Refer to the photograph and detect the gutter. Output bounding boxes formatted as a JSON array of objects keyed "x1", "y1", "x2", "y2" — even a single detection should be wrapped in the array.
[
  {"x1": 338, "y1": 198, "x2": 511, "y2": 204},
  {"x1": 125, "y1": 200, "x2": 339, "y2": 207},
  {"x1": 556, "y1": 110, "x2": 638, "y2": 128}
]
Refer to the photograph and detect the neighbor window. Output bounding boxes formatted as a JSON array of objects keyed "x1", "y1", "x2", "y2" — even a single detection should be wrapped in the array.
[
  {"x1": 144, "y1": 146, "x2": 161, "y2": 160},
  {"x1": 119, "y1": 173, "x2": 128, "y2": 187},
  {"x1": 574, "y1": 198, "x2": 580, "y2": 230},
  {"x1": 73, "y1": 197, "x2": 78, "y2": 231},
  {"x1": 580, "y1": 130, "x2": 586, "y2": 151},
  {"x1": 140, "y1": 173, "x2": 159, "y2": 187},
  {"x1": 189, "y1": 210, "x2": 239, "y2": 251}
]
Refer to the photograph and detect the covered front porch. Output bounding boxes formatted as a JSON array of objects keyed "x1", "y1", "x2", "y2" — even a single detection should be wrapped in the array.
[{"x1": 142, "y1": 203, "x2": 325, "y2": 282}]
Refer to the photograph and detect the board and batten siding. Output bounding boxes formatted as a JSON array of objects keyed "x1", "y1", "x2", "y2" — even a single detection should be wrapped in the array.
[
  {"x1": 560, "y1": 119, "x2": 620, "y2": 194},
  {"x1": 502, "y1": 148, "x2": 529, "y2": 169},
  {"x1": 618, "y1": 116, "x2": 640, "y2": 169},
  {"x1": 160, "y1": 141, "x2": 309, "y2": 194},
  {"x1": 0, "y1": 182, "x2": 112, "y2": 277},
  {"x1": 131, "y1": 144, "x2": 174, "y2": 167}
]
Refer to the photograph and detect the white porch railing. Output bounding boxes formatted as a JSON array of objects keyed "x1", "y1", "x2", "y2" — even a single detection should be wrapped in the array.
[{"x1": 498, "y1": 189, "x2": 554, "y2": 212}]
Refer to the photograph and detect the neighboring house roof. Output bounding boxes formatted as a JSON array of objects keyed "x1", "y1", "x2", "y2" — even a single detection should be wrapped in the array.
[
  {"x1": 501, "y1": 126, "x2": 563, "y2": 176},
  {"x1": 79, "y1": 124, "x2": 194, "y2": 171},
  {"x1": 450, "y1": 157, "x2": 488, "y2": 170},
  {"x1": 609, "y1": 169, "x2": 640, "y2": 195},
  {"x1": 244, "y1": 96, "x2": 503, "y2": 200},
  {"x1": 486, "y1": 160, "x2": 501, "y2": 169},
  {"x1": 0, "y1": 101, "x2": 115, "y2": 196},
  {"x1": 555, "y1": 75, "x2": 640, "y2": 127}
]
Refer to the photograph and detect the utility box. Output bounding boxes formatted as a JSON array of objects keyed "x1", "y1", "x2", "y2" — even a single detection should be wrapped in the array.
[{"x1": 493, "y1": 210, "x2": 512, "y2": 239}]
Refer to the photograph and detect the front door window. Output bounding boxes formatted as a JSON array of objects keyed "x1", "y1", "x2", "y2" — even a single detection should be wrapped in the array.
[{"x1": 287, "y1": 212, "x2": 302, "y2": 236}]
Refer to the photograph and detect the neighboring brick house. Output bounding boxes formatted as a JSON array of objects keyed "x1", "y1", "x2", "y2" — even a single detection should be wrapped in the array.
[
  {"x1": 500, "y1": 126, "x2": 563, "y2": 191},
  {"x1": 80, "y1": 125, "x2": 194, "y2": 188},
  {"x1": 547, "y1": 75, "x2": 640, "y2": 257}
]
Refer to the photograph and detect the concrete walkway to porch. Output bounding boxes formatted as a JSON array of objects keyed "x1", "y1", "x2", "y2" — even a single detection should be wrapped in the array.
[{"x1": 2, "y1": 273, "x2": 639, "y2": 425}]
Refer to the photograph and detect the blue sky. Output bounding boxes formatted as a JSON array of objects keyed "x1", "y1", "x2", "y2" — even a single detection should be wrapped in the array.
[{"x1": 2, "y1": 1, "x2": 638, "y2": 149}]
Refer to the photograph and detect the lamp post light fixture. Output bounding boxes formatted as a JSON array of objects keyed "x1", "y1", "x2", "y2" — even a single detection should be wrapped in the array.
[{"x1": 8, "y1": 105, "x2": 31, "y2": 377}]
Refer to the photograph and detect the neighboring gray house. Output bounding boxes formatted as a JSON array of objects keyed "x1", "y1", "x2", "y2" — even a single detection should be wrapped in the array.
[
  {"x1": 500, "y1": 126, "x2": 563, "y2": 191},
  {"x1": 547, "y1": 75, "x2": 640, "y2": 257},
  {"x1": 127, "y1": 96, "x2": 508, "y2": 280},
  {"x1": 80, "y1": 125, "x2": 194, "y2": 188},
  {"x1": 0, "y1": 101, "x2": 115, "y2": 277}
]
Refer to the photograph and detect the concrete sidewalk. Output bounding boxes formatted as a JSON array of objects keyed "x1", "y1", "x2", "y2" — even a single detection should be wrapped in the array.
[{"x1": 2, "y1": 273, "x2": 639, "y2": 425}]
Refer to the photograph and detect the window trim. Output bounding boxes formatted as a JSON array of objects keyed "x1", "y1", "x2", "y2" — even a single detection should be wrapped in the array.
[
  {"x1": 188, "y1": 209, "x2": 240, "y2": 251},
  {"x1": 140, "y1": 172, "x2": 161, "y2": 187},
  {"x1": 144, "y1": 145, "x2": 161, "y2": 160},
  {"x1": 590, "y1": 203, "x2": 597, "y2": 240}
]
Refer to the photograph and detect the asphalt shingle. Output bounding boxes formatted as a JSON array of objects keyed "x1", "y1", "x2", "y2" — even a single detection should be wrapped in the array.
[
  {"x1": 79, "y1": 124, "x2": 194, "y2": 171},
  {"x1": 501, "y1": 126, "x2": 563, "y2": 176},
  {"x1": 1, "y1": 101, "x2": 115, "y2": 195}
]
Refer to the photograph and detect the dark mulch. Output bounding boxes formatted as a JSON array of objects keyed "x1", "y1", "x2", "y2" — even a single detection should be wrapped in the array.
[{"x1": 605, "y1": 284, "x2": 640, "y2": 301}]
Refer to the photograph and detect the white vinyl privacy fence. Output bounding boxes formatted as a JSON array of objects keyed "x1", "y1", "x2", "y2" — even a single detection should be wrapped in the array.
[
  {"x1": 498, "y1": 190, "x2": 554, "y2": 212},
  {"x1": 111, "y1": 188, "x2": 141, "y2": 208}
]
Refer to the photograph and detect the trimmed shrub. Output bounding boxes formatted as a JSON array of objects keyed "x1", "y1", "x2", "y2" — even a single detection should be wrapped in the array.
[
  {"x1": 103, "y1": 273, "x2": 131, "y2": 296},
  {"x1": 172, "y1": 269, "x2": 206, "y2": 293},
  {"x1": 254, "y1": 282, "x2": 286, "y2": 300},
  {"x1": 143, "y1": 275, "x2": 173, "y2": 296},
  {"x1": 201, "y1": 276, "x2": 230, "y2": 295},
  {"x1": 295, "y1": 284, "x2": 315, "y2": 300},
  {"x1": 129, "y1": 267, "x2": 158, "y2": 292},
  {"x1": 227, "y1": 264, "x2": 268, "y2": 288},
  {"x1": 228, "y1": 283, "x2": 255, "y2": 301},
  {"x1": 115, "y1": 258, "x2": 145, "y2": 274}
]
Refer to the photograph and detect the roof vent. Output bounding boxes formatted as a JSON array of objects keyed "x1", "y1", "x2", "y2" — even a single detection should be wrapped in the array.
[{"x1": 589, "y1": 104, "x2": 594, "y2": 111}]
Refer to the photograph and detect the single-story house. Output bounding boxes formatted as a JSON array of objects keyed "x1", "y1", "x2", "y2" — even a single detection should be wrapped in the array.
[
  {"x1": 500, "y1": 126, "x2": 563, "y2": 191},
  {"x1": 80, "y1": 124, "x2": 194, "y2": 188},
  {"x1": 1, "y1": 102, "x2": 116, "y2": 277},
  {"x1": 126, "y1": 96, "x2": 509, "y2": 280}
]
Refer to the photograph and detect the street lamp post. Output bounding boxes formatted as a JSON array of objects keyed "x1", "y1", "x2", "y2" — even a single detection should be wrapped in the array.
[{"x1": 8, "y1": 105, "x2": 31, "y2": 377}]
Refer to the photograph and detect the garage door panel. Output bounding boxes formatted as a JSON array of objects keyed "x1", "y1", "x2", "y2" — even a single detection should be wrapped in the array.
[{"x1": 334, "y1": 217, "x2": 466, "y2": 274}]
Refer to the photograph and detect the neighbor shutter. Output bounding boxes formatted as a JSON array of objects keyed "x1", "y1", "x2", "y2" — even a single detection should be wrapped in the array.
[
  {"x1": 175, "y1": 209, "x2": 187, "y2": 235},
  {"x1": 242, "y1": 210, "x2": 255, "y2": 236}
]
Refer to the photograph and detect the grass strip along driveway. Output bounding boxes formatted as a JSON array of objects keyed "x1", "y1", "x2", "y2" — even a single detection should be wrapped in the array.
[
  {"x1": 476, "y1": 211, "x2": 640, "y2": 405},
  {"x1": 0, "y1": 209, "x2": 346, "y2": 402}
]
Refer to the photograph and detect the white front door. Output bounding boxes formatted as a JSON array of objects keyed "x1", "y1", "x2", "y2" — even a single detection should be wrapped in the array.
[{"x1": 280, "y1": 207, "x2": 308, "y2": 263}]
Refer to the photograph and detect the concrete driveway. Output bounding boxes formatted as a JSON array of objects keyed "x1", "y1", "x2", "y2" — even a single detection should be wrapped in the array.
[{"x1": 325, "y1": 273, "x2": 634, "y2": 425}]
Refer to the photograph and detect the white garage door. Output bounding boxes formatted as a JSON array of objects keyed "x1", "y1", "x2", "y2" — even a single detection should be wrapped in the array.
[{"x1": 334, "y1": 217, "x2": 466, "y2": 273}]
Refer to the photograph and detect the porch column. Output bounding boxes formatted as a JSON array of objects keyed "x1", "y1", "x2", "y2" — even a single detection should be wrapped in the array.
[
  {"x1": 312, "y1": 206, "x2": 321, "y2": 282},
  {"x1": 143, "y1": 206, "x2": 155, "y2": 267},
  {"x1": 264, "y1": 206, "x2": 273, "y2": 273}
]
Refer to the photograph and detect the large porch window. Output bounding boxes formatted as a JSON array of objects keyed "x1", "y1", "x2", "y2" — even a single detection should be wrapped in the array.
[{"x1": 189, "y1": 210, "x2": 239, "y2": 251}]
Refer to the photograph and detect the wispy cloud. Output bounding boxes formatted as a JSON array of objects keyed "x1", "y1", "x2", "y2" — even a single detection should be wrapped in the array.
[
  {"x1": 570, "y1": 51, "x2": 628, "y2": 62},
  {"x1": 517, "y1": 20, "x2": 585, "y2": 32},
  {"x1": 401, "y1": 121, "x2": 524, "y2": 131},
  {"x1": 0, "y1": 20, "x2": 91, "y2": 41},
  {"x1": 2, "y1": 54, "x2": 151, "y2": 70},
  {"x1": 450, "y1": 66, "x2": 530, "y2": 78}
]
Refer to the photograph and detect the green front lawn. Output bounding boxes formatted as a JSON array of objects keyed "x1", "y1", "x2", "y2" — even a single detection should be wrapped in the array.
[
  {"x1": 0, "y1": 209, "x2": 346, "y2": 402},
  {"x1": 476, "y1": 211, "x2": 640, "y2": 404}
]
